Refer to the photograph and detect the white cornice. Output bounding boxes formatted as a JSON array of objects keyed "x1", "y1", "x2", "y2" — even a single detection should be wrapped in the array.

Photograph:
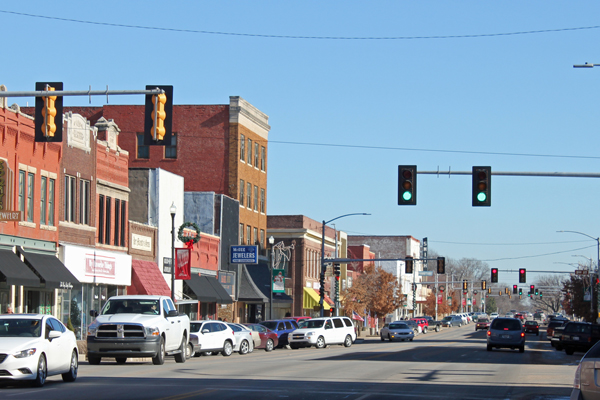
[{"x1": 229, "y1": 96, "x2": 270, "y2": 139}]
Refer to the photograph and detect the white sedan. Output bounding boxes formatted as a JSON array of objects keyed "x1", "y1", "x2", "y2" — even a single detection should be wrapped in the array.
[
  {"x1": 380, "y1": 321, "x2": 415, "y2": 342},
  {"x1": 227, "y1": 323, "x2": 255, "y2": 355},
  {"x1": 0, "y1": 314, "x2": 79, "y2": 387}
]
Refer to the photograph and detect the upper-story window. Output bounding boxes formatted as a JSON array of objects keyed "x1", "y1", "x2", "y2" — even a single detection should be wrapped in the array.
[
  {"x1": 239, "y1": 223, "x2": 244, "y2": 245},
  {"x1": 247, "y1": 139, "x2": 252, "y2": 165},
  {"x1": 253, "y1": 186, "x2": 258, "y2": 212},
  {"x1": 260, "y1": 146, "x2": 266, "y2": 171},
  {"x1": 18, "y1": 171, "x2": 25, "y2": 217},
  {"x1": 80, "y1": 179, "x2": 90, "y2": 225},
  {"x1": 26, "y1": 173, "x2": 34, "y2": 223},
  {"x1": 246, "y1": 182, "x2": 252, "y2": 210},
  {"x1": 40, "y1": 177, "x2": 47, "y2": 225},
  {"x1": 64, "y1": 175, "x2": 76, "y2": 223},
  {"x1": 240, "y1": 134, "x2": 245, "y2": 162},
  {"x1": 239, "y1": 179, "x2": 245, "y2": 206},
  {"x1": 165, "y1": 133, "x2": 177, "y2": 159},
  {"x1": 48, "y1": 178, "x2": 55, "y2": 225},
  {"x1": 260, "y1": 188, "x2": 265, "y2": 214},
  {"x1": 254, "y1": 142, "x2": 259, "y2": 167},
  {"x1": 246, "y1": 225, "x2": 251, "y2": 245},
  {"x1": 137, "y1": 133, "x2": 149, "y2": 159}
]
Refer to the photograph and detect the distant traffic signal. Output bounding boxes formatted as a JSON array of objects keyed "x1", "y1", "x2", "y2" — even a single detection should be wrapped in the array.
[
  {"x1": 487, "y1": 287, "x2": 491, "y2": 294},
  {"x1": 144, "y1": 85, "x2": 173, "y2": 145},
  {"x1": 519, "y1": 287, "x2": 523, "y2": 296},
  {"x1": 405, "y1": 256, "x2": 414, "y2": 274},
  {"x1": 463, "y1": 280, "x2": 468, "y2": 290},
  {"x1": 398, "y1": 165, "x2": 417, "y2": 206},
  {"x1": 491, "y1": 268, "x2": 498, "y2": 283},
  {"x1": 535, "y1": 288, "x2": 539, "y2": 296},
  {"x1": 472, "y1": 166, "x2": 491, "y2": 207},
  {"x1": 513, "y1": 285, "x2": 518, "y2": 294},
  {"x1": 505, "y1": 287, "x2": 509, "y2": 295},
  {"x1": 530, "y1": 284, "x2": 535, "y2": 294},
  {"x1": 539, "y1": 291, "x2": 543, "y2": 298},
  {"x1": 481, "y1": 280, "x2": 487, "y2": 290},
  {"x1": 35, "y1": 82, "x2": 63, "y2": 142},
  {"x1": 519, "y1": 268, "x2": 526, "y2": 283},
  {"x1": 333, "y1": 264, "x2": 341, "y2": 276},
  {"x1": 437, "y1": 257, "x2": 445, "y2": 274}
]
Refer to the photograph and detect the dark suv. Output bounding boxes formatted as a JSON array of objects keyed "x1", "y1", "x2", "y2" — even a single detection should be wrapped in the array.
[
  {"x1": 487, "y1": 318, "x2": 525, "y2": 352},
  {"x1": 560, "y1": 322, "x2": 600, "y2": 355}
]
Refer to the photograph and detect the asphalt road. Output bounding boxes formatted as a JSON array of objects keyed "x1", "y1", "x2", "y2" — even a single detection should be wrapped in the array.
[{"x1": 0, "y1": 324, "x2": 578, "y2": 400}]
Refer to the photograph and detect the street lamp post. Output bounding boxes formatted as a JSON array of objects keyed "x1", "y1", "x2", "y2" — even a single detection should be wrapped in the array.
[
  {"x1": 574, "y1": 255, "x2": 595, "y2": 314},
  {"x1": 170, "y1": 202, "x2": 177, "y2": 303},
  {"x1": 320, "y1": 213, "x2": 370, "y2": 317},
  {"x1": 269, "y1": 236, "x2": 275, "y2": 320},
  {"x1": 558, "y1": 230, "x2": 600, "y2": 321}
]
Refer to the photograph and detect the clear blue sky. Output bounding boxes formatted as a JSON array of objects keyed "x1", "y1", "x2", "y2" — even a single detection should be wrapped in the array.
[{"x1": 3, "y1": 2, "x2": 600, "y2": 284}]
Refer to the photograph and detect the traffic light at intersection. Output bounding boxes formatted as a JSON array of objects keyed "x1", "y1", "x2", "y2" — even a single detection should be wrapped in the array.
[
  {"x1": 481, "y1": 280, "x2": 487, "y2": 290},
  {"x1": 398, "y1": 165, "x2": 417, "y2": 205},
  {"x1": 472, "y1": 166, "x2": 491, "y2": 207},
  {"x1": 491, "y1": 268, "x2": 498, "y2": 283},
  {"x1": 35, "y1": 82, "x2": 63, "y2": 142},
  {"x1": 144, "y1": 85, "x2": 173, "y2": 145},
  {"x1": 462, "y1": 280, "x2": 468, "y2": 290},
  {"x1": 519, "y1": 268, "x2": 526, "y2": 283},
  {"x1": 405, "y1": 256, "x2": 414, "y2": 274},
  {"x1": 513, "y1": 285, "x2": 518, "y2": 294},
  {"x1": 519, "y1": 287, "x2": 523, "y2": 296},
  {"x1": 530, "y1": 284, "x2": 535, "y2": 294},
  {"x1": 437, "y1": 257, "x2": 445, "y2": 274},
  {"x1": 333, "y1": 264, "x2": 341, "y2": 276}
]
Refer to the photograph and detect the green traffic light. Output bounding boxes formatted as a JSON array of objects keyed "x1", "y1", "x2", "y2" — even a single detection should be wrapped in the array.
[
  {"x1": 477, "y1": 192, "x2": 487, "y2": 202},
  {"x1": 403, "y1": 191, "x2": 412, "y2": 201}
]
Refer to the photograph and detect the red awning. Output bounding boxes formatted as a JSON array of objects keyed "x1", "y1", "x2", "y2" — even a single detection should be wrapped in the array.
[{"x1": 130, "y1": 260, "x2": 171, "y2": 297}]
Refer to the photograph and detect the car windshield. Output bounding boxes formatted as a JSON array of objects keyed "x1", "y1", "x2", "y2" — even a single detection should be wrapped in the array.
[
  {"x1": 442, "y1": 317, "x2": 452, "y2": 321},
  {"x1": 0, "y1": 318, "x2": 43, "y2": 337},
  {"x1": 101, "y1": 299, "x2": 160, "y2": 315},
  {"x1": 300, "y1": 320, "x2": 325, "y2": 329},
  {"x1": 389, "y1": 323, "x2": 409, "y2": 330},
  {"x1": 525, "y1": 321, "x2": 537, "y2": 326},
  {"x1": 478, "y1": 318, "x2": 490, "y2": 323},
  {"x1": 260, "y1": 321, "x2": 278, "y2": 330}
]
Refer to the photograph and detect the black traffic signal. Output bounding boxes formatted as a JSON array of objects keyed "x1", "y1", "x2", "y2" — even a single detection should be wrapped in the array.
[
  {"x1": 144, "y1": 85, "x2": 173, "y2": 145},
  {"x1": 437, "y1": 257, "x2": 445, "y2": 274},
  {"x1": 35, "y1": 82, "x2": 63, "y2": 142},
  {"x1": 472, "y1": 166, "x2": 491, "y2": 207},
  {"x1": 319, "y1": 272, "x2": 325, "y2": 291},
  {"x1": 539, "y1": 291, "x2": 543, "y2": 298},
  {"x1": 462, "y1": 280, "x2": 468, "y2": 290},
  {"x1": 487, "y1": 287, "x2": 491, "y2": 294},
  {"x1": 481, "y1": 280, "x2": 487, "y2": 290},
  {"x1": 333, "y1": 264, "x2": 341, "y2": 276},
  {"x1": 513, "y1": 285, "x2": 518, "y2": 294},
  {"x1": 505, "y1": 287, "x2": 509, "y2": 294},
  {"x1": 491, "y1": 268, "x2": 498, "y2": 283},
  {"x1": 519, "y1": 287, "x2": 523, "y2": 296},
  {"x1": 530, "y1": 284, "x2": 535, "y2": 294},
  {"x1": 405, "y1": 256, "x2": 414, "y2": 274},
  {"x1": 519, "y1": 268, "x2": 526, "y2": 283},
  {"x1": 535, "y1": 288, "x2": 539, "y2": 296},
  {"x1": 398, "y1": 165, "x2": 417, "y2": 205}
]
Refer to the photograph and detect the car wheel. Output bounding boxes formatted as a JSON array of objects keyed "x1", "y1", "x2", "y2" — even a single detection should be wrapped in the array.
[
  {"x1": 222, "y1": 341, "x2": 233, "y2": 356},
  {"x1": 174, "y1": 335, "x2": 187, "y2": 363},
  {"x1": 239, "y1": 340, "x2": 250, "y2": 355},
  {"x1": 423, "y1": 327, "x2": 428, "y2": 334},
  {"x1": 62, "y1": 350, "x2": 78, "y2": 382},
  {"x1": 409, "y1": 338, "x2": 413, "y2": 341},
  {"x1": 565, "y1": 348, "x2": 575, "y2": 355},
  {"x1": 265, "y1": 339, "x2": 274, "y2": 352},
  {"x1": 316, "y1": 336, "x2": 326, "y2": 349},
  {"x1": 187, "y1": 342, "x2": 194, "y2": 358},
  {"x1": 487, "y1": 344, "x2": 492, "y2": 351},
  {"x1": 116, "y1": 357, "x2": 127, "y2": 364},
  {"x1": 556, "y1": 345, "x2": 563, "y2": 351},
  {"x1": 459, "y1": 323, "x2": 462, "y2": 327},
  {"x1": 88, "y1": 355, "x2": 101, "y2": 365},
  {"x1": 152, "y1": 336, "x2": 166, "y2": 365},
  {"x1": 435, "y1": 325, "x2": 440, "y2": 332},
  {"x1": 380, "y1": 335, "x2": 385, "y2": 341},
  {"x1": 519, "y1": 346, "x2": 525, "y2": 353},
  {"x1": 536, "y1": 332, "x2": 539, "y2": 336},
  {"x1": 33, "y1": 354, "x2": 47, "y2": 387},
  {"x1": 344, "y1": 335, "x2": 353, "y2": 348}
]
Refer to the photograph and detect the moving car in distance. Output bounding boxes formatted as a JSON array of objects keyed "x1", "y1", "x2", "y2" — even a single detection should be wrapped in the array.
[
  {"x1": 380, "y1": 321, "x2": 415, "y2": 342},
  {"x1": 475, "y1": 317, "x2": 491, "y2": 331},
  {"x1": 0, "y1": 314, "x2": 79, "y2": 387},
  {"x1": 487, "y1": 317, "x2": 525, "y2": 353},
  {"x1": 523, "y1": 320, "x2": 540, "y2": 336},
  {"x1": 490, "y1": 312, "x2": 499, "y2": 319}
]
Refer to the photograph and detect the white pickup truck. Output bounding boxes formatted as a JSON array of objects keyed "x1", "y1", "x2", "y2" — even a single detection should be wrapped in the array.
[{"x1": 86, "y1": 295, "x2": 190, "y2": 365}]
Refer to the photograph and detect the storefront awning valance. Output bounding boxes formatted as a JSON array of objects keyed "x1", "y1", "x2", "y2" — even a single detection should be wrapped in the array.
[
  {"x1": 19, "y1": 250, "x2": 81, "y2": 289},
  {"x1": 185, "y1": 275, "x2": 233, "y2": 304},
  {"x1": 0, "y1": 249, "x2": 40, "y2": 287},
  {"x1": 130, "y1": 260, "x2": 170, "y2": 297},
  {"x1": 303, "y1": 287, "x2": 333, "y2": 309}
]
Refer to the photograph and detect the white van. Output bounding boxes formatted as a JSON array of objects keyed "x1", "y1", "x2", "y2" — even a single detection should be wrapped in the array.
[{"x1": 288, "y1": 317, "x2": 356, "y2": 349}]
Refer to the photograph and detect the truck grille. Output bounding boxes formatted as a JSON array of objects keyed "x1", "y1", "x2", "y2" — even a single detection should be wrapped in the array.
[{"x1": 97, "y1": 324, "x2": 145, "y2": 338}]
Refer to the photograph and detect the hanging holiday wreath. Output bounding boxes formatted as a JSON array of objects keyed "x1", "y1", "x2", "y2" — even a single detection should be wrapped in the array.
[{"x1": 177, "y1": 222, "x2": 201, "y2": 245}]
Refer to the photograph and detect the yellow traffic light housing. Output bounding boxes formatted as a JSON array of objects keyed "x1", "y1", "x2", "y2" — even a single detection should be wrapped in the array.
[
  {"x1": 151, "y1": 93, "x2": 167, "y2": 140},
  {"x1": 144, "y1": 85, "x2": 173, "y2": 145},
  {"x1": 35, "y1": 82, "x2": 63, "y2": 142}
]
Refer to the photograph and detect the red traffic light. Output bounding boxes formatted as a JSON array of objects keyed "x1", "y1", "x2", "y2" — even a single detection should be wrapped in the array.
[
  {"x1": 519, "y1": 268, "x2": 526, "y2": 283},
  {"x1": 491, "y1": 268, "x2": 498, "y2": 283}
]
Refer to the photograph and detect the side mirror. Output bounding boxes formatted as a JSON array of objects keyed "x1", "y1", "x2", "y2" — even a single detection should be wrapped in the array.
[
  {"x1": 90, "y1": 310, "x2": 98, "y2": 318},
  {"x1": 48, "y1": 330, "x2": 61, "y2": 340},
  {"x1": 167, "y1": 310, "x2": 179, "y2": 317},
  {"x1": 202, "y1": 329, "x2": 210, "y2": 334}
]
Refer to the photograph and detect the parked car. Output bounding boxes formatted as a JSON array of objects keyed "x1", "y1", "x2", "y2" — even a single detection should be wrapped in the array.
[
  {"x1": 410, "y1": 318, "x2": 429, "y2": 334},
  {"x1": 380, "y1": 321, "x2": 415, "y2": 342},
  {"x1": 419, "y1": 316, "x2": 442, "y2": 332},
  {"x1": 570, "y1": 339, "x2": 600, "y2": 399},
  {"x1": 259, "y1": 319, "x2": 299, "y2": 347},
  {"x1": 475, "y1": 317, "x2": 491, "y2": 331},
  {"x1": 560, "y1": 322, "x2": 600, "y2": 355},
  {"x1": 243, "y1": 323, "x2": 279, "y2": 351},
  {"x1": 487, "y1": 317, "x2": 525, "y2": 352},
  {"x1": 284, "y1": 316, "x2": 311, "y2": 324},
  {"x1": 547, "y1": 319, "x2": 569, "y2": 342},
  {"x1": 0, "y1": 314, "x2": 79, "y2": 387},
  {"x1": 403, "y1": 319, "x2": 420, "y2": 334},
  {"x1": 288, "y1": 316, "x2": 356, "y2": 349},
  {"x1": 490, "y1": 312, "x2": 499, "y2": 319},
  {"x1": 523, "y1": 320, "x2": 540, "y2": 336},
  {"x1": 227, "y1": 323, "x2": 254, "y2": 355},
  {"x1": 189, "y1": 320, "x2": 235, "y2": 357}
]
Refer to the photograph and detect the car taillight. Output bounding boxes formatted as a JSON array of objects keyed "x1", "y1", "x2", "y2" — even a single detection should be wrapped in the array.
[
  {"x1": 521, "y1": 332, "x2": 525, "y2": 338},
  {"x1": 487, "y1": 331, "x2": 491, "y2": 336},
  {"x1": 573, "y1": 363, "x2": 581, "y2": 389}
]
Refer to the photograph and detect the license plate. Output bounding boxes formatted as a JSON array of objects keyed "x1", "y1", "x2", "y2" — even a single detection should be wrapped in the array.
[
  {"x1": 573, "y1": 336, "x2": 579, "y2": 341},
  {"x1": 502, "y1": 334, "x2": 511, "y2": 339}
]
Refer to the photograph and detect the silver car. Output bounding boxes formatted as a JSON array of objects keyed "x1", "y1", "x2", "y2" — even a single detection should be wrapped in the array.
[
  {"x1": 571, "y1": 339, "x2": 600, "y2": 400},
  {"x1": 487, "y1": 317, "x2": 525, "y2": 352},
  {"x1": 227, "y1": 323, "x2": 254, "y2": 355},
  {"x1": 380, "y1": 321, "x2": 415, "y2": 342}
]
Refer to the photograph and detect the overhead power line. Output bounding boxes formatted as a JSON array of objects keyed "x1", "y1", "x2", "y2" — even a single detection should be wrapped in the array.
[{"x1": 1, "y1": 9, "x2": 599, "y2": 40}]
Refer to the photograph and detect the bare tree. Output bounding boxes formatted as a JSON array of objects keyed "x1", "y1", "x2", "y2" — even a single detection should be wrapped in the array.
[{"x1": 531, "y1": 274, "x2": 566, "y2": 314}]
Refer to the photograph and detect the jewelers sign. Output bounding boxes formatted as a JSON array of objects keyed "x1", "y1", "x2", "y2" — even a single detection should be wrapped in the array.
[{"x1": 230, "y1": 245, "x2": 258, "y2": 264}]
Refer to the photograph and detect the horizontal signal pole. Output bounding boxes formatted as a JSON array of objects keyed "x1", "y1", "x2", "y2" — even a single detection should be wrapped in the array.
[
  {"x1": 419, "y1": 170, "x2": 600, "y2": 178},
  {"x1": 0, "y1": 88, "x2": 164, "y2": 98}
]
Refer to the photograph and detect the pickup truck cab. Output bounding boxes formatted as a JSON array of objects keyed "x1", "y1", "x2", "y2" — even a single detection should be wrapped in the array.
[{"x1": 87, "y1": 295, "x2": 190, "y2": 365}]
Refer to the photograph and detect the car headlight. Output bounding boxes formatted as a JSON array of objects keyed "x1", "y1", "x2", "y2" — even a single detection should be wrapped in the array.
[
  {"x1": 306, "y1": 331, "x2": 315, "y2": 337},
  {"x1": 145, "y1": 326, "x2": 160, "y2": 336},
  {"x1": 13, "y1": 348, "x2": 36, "y2": 358},
  {"x1": 87, "y1": 324, "x2": 98, "y2": 337}
]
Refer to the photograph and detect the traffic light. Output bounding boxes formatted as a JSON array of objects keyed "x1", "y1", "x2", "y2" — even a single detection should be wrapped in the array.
[
  {"x1": 519, "y1": 287, "x2": 523, "y2": 296},
  {"x1": 144, "y1": 85, "x2": 173, "y2": 145},
  {"x1": 463, "y1": 280, "x2": 468, "y2": 290},
  {"x1": 398, "y1": 165, "x2": 417, "y2": 205},
  {"x1": 530, "y1": 284, "x2": 535, "y2": 294},
  {"x1": 319, "y1": 272, "x2": 325, "y2": 291},
  {"x1": 35, "y1": 82, "x2": 63, "y2": 142},
  {"x1": 333, "y1": 264, "x2": 341, "y2": 276},
  {"x1": 505, "y1": 287, "x2": 509, "y2": 295},
  {"x1": 491, "y1": 268, "x2": 498, "y2": 283},
  {"x1": 539, "y1": 291, "x2": 543, "y2": 298},
  {"x1": 499, "y1": 290, "x2": 502, "y2": 296},
  {"x1": 437, "y1": 257, "x2": 445, "y2": 274},
  {"x1": 513, "y1": 285, "x2": 518, "y2": 294},
  {"x1": 329, "y1": 307, "x2": 334, "y2": 314},
  {"x1": 481, "y1": 280, "x2": 487, "y2": 290},
  {"x1": 519, "y1": 268, "x2": 526, "y2": 283},
  {"x1": 472, "y1": 166, "x2": 491, "y2": 207},
  {"x1": 405, "y1": 256, "x2": 414, "y2": 274},
  {"x1": 535, "y1": 288, "x2": 539, "y2": 296}
]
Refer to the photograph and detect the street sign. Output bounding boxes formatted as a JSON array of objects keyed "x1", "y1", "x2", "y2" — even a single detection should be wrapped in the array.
[
  {"x1": 230, "y1": 245, "x2": 258, "y2": 264},
  {"x1": 439, "y1": 285, "x2": 445, "y2": 292},
  {"x1": 575, "y1": 269, "x2": 590, "y2": 275},
  {"x1": 163, "y1": 257, "x2": 172, "y2": 274},
  {"x1": 419, "y1": 270, "x2": 434, "y2": 276}
]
